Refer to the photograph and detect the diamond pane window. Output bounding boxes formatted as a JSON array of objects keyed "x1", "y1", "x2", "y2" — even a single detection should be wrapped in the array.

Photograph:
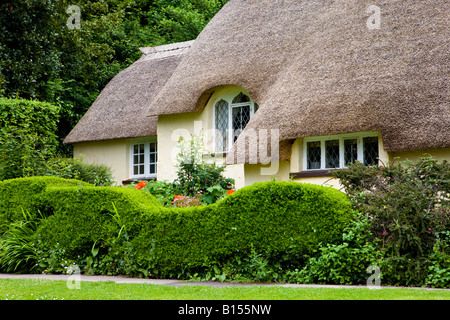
[
  {"x1": 304, "y1": 133, "x2": 380, "y2": 171},
  {"x1": 232, "y1": 92, "x2": 251, "y2": 104},
  {"x1": 215, "y1": 99, "x2": 229, "y2": 152},
  {"x1": 363, "y1": 137, "x2": 379, "y2": 166},
  {"x1": 213, "y1": 90, "x2": 257, "y2": 153},
  {"x1": 307, "y1": 141, "x2": 321, "y2": 170},
  {"x1": 232, "y1": 105, "x2": 251, "y2": 142},
  {"x1": 325, "y1": 140, "x2": 340, "y2": 168},
  {"x1": 344, "y1": 139, "x2": 358, "y2": 166}
]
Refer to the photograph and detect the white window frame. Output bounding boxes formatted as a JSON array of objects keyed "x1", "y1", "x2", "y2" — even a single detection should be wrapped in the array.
[
  {"x1": 130, "y1": 139, "x2": 157, "y2": 179},
  {"x1": 212, "y1": 90, "x2": 257, "y2": 153},
  {"x1": 302, "y1": 132, "x2": 379, "y2": 171}
]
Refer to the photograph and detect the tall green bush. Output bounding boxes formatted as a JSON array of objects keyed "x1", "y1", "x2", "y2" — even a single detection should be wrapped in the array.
[
  {"x1": 332, "y1": 156, "x2": 450, "y2": 286},
  {"x1": 0, "y1": 98, "x2": 60, "y2": 180}
]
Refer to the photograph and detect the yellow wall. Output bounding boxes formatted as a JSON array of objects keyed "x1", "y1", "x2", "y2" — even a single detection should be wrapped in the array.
[
  {"x1": 244, "y1": 161, "x2": 291, "y2": 185},
  {"x1": 73, "y1": 139, "x2": 130, "y2": 185},
  {"x1": 389, "y1": 148, "x2": 450, "y2": 163}
]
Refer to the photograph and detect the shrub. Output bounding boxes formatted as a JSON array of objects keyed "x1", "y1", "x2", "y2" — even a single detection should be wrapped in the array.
[
  {"x1": 174, "y1": 134, "x2": 234, "y2": 198},
  {"x1": 0, "y1": 209, "x2": 44, "y2": 273},
  {"x1": 132, "y1": 181, "x2": 353, "y2": 278},
  {"x1": 34, "y1": 185, "x2": 163, "y2": 259},
  {"x1": 332, "y1": 156, "x2": 450, "y2": 286},
  {"x1": 0, "y1": 98, "x2": 60, "y2": 142},
  {"x1": 426, "y1": 231, "x2": 450, "y2": 288},
  {"x1": 0, "y1": 176, "x2": 90, "y2": 234},
  {"x1": 1, "y1": 178, "x2": 353, "y2": 280},
  {"x1": 287, "y1": 212, "x2": 379, "y2": 285},
  {"x1": 128, "y1": 179, "x2": 180, "y2": 207},
  {"x1": 0, "y1": 98, "x2": 60, "y2": 180}
]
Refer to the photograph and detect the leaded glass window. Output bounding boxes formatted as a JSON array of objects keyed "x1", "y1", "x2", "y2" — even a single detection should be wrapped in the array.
[
  {"x1": 304, "y1": 133, "x2": 380, "y2": 171},
  {"x1": 325, "y1": 140, "x2": 340, "y2": 168},
  {"x1": 215, "y1": 99, "x2": 229, "y2": 152},
  {"x1": 363, "y1": 137, "x2": 379, "y2": 166},
  {"x1": 344, "y1": 139, "x2": 358, "y2": 166},
  {"x1": 232, "y1": 105, "x2": 251, "y2": 142},
  {"x1": 307, "y1": 141, "x2": 321, "y2": 170},
  {"x1": 213, "y1": 90, "x2": 257, "y2": 152},
  {"x1": 232, "y1": 92, "x2": 251, "y2": 104}
]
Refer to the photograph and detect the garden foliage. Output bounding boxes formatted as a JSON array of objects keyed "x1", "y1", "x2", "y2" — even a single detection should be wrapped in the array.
[
  {"x1": 330, "y1": 156, "x2": 450, "y2": 287},
  {"x1": 0, "y1": 177, "x2": 351, "y2": 281},
  {"x1": 0, "y1": 98, "x2": 114, "y2": 185}
]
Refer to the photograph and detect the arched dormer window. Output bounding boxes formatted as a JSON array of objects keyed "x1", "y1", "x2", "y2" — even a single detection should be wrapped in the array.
[{"x1": 213, "y1": 91, "x2": 258, "y2": 153}]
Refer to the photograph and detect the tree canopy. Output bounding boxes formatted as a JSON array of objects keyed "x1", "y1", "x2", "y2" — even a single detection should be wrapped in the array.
[{"x1": 0, "y1": 0, "x2": 228, "y2": 154}]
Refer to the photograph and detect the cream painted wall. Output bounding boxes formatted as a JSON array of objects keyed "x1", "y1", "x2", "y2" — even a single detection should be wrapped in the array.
[
  {"x1": 389, "y1": 147, "x2": 450, "y2": 163},
  {"x1": 244, "y1": 161, "x2": 291, "y2": 185},
  {"x1": 73, "y1": 139, "x2": 130, "y2": 185}
]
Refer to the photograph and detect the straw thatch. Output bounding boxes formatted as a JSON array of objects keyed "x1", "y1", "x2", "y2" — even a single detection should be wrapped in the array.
[
  {"x1": 63, "y1": 40, "x2": 194, "y2": 144},
  {"x1": 145, "y1": 0, "x2": 449, "y2": 164}
]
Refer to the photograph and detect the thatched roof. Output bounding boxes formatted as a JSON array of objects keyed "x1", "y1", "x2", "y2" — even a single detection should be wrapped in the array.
[
  {"x1": 145, "y1": 0, "x2": 449, "y2": 164},
  {"x1": 63, "y1": 40, "x2": 194, "y2": 144}
]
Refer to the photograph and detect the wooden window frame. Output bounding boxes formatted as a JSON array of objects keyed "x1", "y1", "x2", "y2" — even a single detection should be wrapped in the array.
[
  {"x1": 130, "y1": 139, "x2": 158, "y2": 180},
  {"x1": 302, "y1": 132, "x2": 379, "y2": 172}
]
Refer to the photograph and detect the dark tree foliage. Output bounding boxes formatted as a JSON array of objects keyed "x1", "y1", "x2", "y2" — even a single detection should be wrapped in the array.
[{"x1": 0, "y1": 0, "x2": 229, "y2": 154}]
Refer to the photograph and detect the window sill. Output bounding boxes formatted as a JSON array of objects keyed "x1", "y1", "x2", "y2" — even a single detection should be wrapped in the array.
[
  {"x1": 122, "y1": 177, "x2": 157, "y2": 185},
  {"x1": 290, "y1": 169, "x2": 342, "y2": 178}
]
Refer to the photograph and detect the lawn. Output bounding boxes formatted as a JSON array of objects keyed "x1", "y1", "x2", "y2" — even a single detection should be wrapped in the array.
[{"x1": 1, "y1": 278, "x2": 449, "y2": 300}]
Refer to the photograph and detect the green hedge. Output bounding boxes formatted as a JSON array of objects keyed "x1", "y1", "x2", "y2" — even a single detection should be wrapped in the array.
[
  {"x1": 132, "y1": 182, "x2": 352, "y2": 276},
  {"x1": 36, "y1": 185, "x2": 164, "y2": 256},
  {"x1": 0, "y1": 98, "x2": 60, "y2": 138},
  {"x1": 1, "y1": 177, "x2": 353, "y2": 279},
  {"x1": 0, "y1": 176, "x2": 90, "y2": 234}
]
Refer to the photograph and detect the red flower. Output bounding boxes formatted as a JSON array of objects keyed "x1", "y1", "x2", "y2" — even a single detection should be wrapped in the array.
[
  {"x1": 227, "y1": 189, "x2": 235, "y2": 195},
  {"x1": 134, "y1": 181, "x2": 147, "y2": 190},
  {"x1": 138, "y1": 181, "x2": 147, "y2": 188},
  {"x1": 174, "y1": 195, "x2": 182, "y2": 201}
]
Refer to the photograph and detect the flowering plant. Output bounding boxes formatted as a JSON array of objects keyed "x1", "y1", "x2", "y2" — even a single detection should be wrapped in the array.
[
  {"x1": 173, "y1": 192, "x2": 202, "y2": 208},
  {"x1": 134, "y1": 181, "x2": 147, "y2": 190}
]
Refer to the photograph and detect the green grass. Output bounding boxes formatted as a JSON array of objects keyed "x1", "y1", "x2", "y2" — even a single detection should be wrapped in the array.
[{"x1": 0, "y1": 279, "x2": 449, "y2": 300}]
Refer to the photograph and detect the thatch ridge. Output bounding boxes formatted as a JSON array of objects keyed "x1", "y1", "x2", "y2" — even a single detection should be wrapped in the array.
[{"x1": 63, "y1": 40, "x2": 194, "y2": 144}]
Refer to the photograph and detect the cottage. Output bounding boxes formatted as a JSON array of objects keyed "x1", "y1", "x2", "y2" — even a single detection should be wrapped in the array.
[{"x1": 63, "y1": 0, "x2": 449, "y2": 188}]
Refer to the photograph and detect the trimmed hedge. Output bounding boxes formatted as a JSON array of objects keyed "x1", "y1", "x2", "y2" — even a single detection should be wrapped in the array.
[
  {"x1": 0, "y1": 98, "x2": 60, "y2": 139},
  {"x1": 36, "y1": 185, "x2": 164, "y2": 256},
  {"x1": 0, "y1": 176, "x2": 90, "y2": 234},
  {"x1": 133, "y1": 182, "x2": 352, "y2": 276},
  {"x1": 1, "y1": 177, "x2": 353, "y2": 279}
]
